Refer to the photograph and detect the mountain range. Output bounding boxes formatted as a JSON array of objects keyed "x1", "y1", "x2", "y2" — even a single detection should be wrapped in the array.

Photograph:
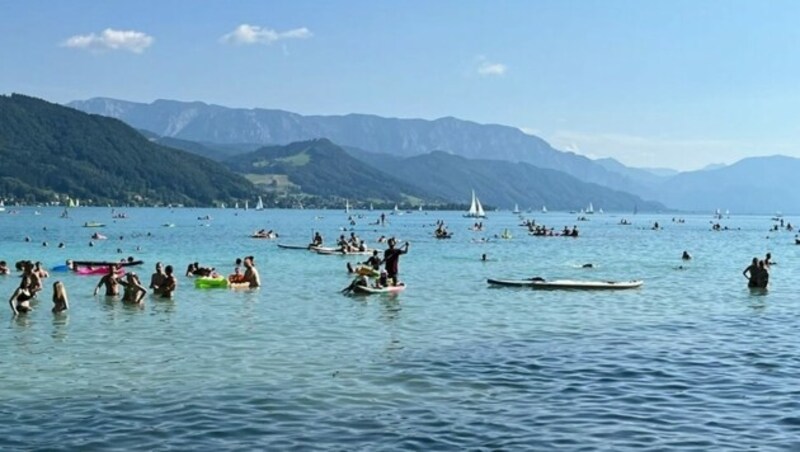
[
  {"x1": 223, "y1": 138, "x2": 435, "y2": 205},
  {"x1": 68, "y1": 97, "x2": 649, "y2": 196},
  {"x1": 0, "y1": 94, "x2": 255, "y2": 206},
  {"x1": 345, "y1": 147, "x2": 661, "y2": 212},
  {"x1": 67, "y1": 96, "x2": 800, "y2": 213}
]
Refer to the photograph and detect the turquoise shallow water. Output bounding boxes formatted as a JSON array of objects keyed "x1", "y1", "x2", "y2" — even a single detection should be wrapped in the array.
[{"x1": 1, "y1": 207, "x2": 800, "y2": 450}]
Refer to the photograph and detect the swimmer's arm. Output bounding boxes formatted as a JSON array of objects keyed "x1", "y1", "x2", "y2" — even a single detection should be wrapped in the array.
[
  {"x1": 9, "y1": 288, "x2": 19, "y2": 315},
  {"x1": 93, "y1": 278, "x2": 104, "y2": 296}
]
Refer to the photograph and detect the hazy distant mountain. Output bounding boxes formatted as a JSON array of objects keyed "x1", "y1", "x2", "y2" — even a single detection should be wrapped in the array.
[
  {"x1": 0, "y1": 94, "x2": 255, "y2": 206},
  {"x1": 594, "y1": 157, "x2": 670, "y2": 187},
  {"x1": 658, "y1": 155, "x2": 800, "y2": 213},
  {"x1": 69, "y1": 97, "x2": 649, "y2": 195},
  {"x1": 345, "y1": 148, "x2": 663, "y2": 212},
  {"x1": 699, "y1": 163, "x2": 727, "y2": 171},
  {"x1": 640, "y1": 167, "x2": 680, "y2": 177},
  {"x1": 223, "y1": 139, "x2": 437, "y2": 204}
]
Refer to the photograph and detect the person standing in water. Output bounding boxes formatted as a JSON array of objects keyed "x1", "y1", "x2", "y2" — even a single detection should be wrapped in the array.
[
  {"x1": 9, "y1": 286, "x2": 34, "y2": 315},
  {"x1": 382, "y1": 238, "x2": 409, "y2": 286},
  {"x1": 94, "y1": 265, "x2": 121, "y2": 297},
  {"x1": 149, "y1": 262, "x2": 166, "y2": 290},
  {"x1": 120, "y1": 273, "x2": 147, "y2": 304},
  {"x1": 243, "y1": 256, "x2": 261, "y2": 288},
  {"x1": 154, "y1": 265, "x2": 177, "y2": 298},
  {"x1": 743, "y1": 258, "x2": 760, "y2": 288},
  {"x1": 52, "y1": 281, "x2": 69, "y2": 313}
]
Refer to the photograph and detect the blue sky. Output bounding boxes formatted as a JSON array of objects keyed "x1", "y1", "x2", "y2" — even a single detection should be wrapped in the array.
[{"x1": 3, "y1": 0, "x2": 800, "y2": 170}]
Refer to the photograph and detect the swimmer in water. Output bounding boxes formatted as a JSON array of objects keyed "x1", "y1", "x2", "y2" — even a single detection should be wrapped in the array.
[{"x1": 52, "y1": 281, "x2": 69, "y2": 313}]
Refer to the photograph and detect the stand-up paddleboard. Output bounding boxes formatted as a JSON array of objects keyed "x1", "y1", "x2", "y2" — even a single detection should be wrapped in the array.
[
  {"x1": 277, "y1": 244, "x2": 315, "y2": 250},
  {"x1": 352, "y1": 284, "x2": 406, "y2": 295},
  {"x1": 487, "y1": 278, "x2": 643, "y2": 290},
  {"x1": 315, "y1": 248, "x2": 373, "y2": 256}
]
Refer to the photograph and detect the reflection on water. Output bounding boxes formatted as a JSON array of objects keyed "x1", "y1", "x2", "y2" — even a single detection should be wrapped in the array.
[{"x1": 51, "y1": 314, "x2": 69, "y2": 342}]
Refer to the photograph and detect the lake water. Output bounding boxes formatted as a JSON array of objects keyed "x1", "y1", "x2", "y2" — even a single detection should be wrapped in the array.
[{"x1": 1, "y1": 207, "x2": 799, "y2": 450}]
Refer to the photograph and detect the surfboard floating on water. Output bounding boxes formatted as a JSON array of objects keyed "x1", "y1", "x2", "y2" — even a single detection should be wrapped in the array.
[
  {"x1": 352, "y1": 284, "x2": 406, "y2": 295},
  {"x1": 487, "y1": 278, "x2": 643, "y2": 290}
]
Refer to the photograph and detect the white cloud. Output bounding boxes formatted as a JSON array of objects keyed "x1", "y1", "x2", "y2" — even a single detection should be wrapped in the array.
[
  {"x1": 475, "y1": 55, "x2": 508, "y2": 77},
  {"x1": 61, "y1": 28, "x2": 154, "y2": 53},
  {"x1": 477, "y1": 61, "x2": 507, "y2": 76},
  {"x1": 221, "y1": 24, "x2": 313, "y2": 45}
]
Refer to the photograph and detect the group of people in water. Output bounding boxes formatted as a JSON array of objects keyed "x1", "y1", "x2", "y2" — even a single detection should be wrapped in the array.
[
  {"x1": 186, "y1": 256, "x2": 261, "y2": 288},
  {"x1": 344, "y1": 237, "x2": 410, "y2": 292},
  {"x1": 5, "y1": 254, "x2": 263, "y2": 315},
  {"x1": 743, "y1": 253, "x2": 773, "y2": 289},
  {"x1": 529, "y1": 225, "x2": 579, "y2": 237},
  {"x1": 8, "y1": 260, "x2": 68, "y2": 315}
]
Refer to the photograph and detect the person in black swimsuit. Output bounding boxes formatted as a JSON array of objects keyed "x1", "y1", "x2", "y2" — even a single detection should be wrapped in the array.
[{"x1": 9, "y1": 286, "x2": 34, "y2": 315}]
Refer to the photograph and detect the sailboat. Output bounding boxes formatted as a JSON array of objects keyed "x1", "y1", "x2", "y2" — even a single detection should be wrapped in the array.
[
  {"x1": 256, "y1": 196, "x2": 264, "y2": 211},
  {"x1": 244, "y1": 200, "x2": 249, "y2": 211},
  {"x1": 541, "y1": 205, "x2": 548, "y2": 213},
  {"x1": 418, "y1": 204, "x2": 423, "y2": 212},
  {"x1": 464, "y1": 190, "x2": 487, "y2": 218},
  {"x1": 235, "y1": 202, "x2": 239, "y2": 209},
  {"x1": 512, "y1": 203, "x2": 520, "y2": 214},
  {"x1": 345, "y1": 199, "x2": 351, "y2": 214},
  {"x1": 586, "y1": 202, "x2": 594, "y2": 214},
  {"x1": 369, "y1": 203, "x2": 374, "y2": 211},
  {"x1": 598, "y1": 208, "x2": 604, "y2": 214},
  {"x1": 68, "y1": 198, "x2": 75, "y2": 208},
  {"x1": 0, "y1": 200, "x2": 5, "y2": 212}
]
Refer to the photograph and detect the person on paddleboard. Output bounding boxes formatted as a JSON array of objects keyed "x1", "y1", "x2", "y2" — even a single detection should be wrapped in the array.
[
  {"x1": 363, "y1": 250, "x2": 381, "y2": 271},
  {"x1": 382, "y1": 238, "x2": 409, "y2": 286}
]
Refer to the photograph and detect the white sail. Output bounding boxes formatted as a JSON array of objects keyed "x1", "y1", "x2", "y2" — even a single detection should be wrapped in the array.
[
  {"x1": 256, "y1": 196, "x2": 264, "y2": 210},
  {"x1": 245, "y1": 200, "x2": 249, "y2": 210},
  {"x1": 598, "y1": 208, "x2": 604, "y2": 214},
  {"x1": 465, "y1": 190, "x2": 486, "y2": 218},
  {"x1": 345, "y1": 199, "x2": 351, "y2": 213},
  {"x1": 542, "y1": 205, "x2": 547, "y2": 213},
  {"x1": 0, "y1": 200, "x2": 4, "y2": 212},
  {"x1": 468, "y1": 190, "x2": 478, "y2": 216},
  {"x1": 418, "y1": 205, "x2": 423, "y2": 212},
  {"x1": 369, "y1": 203, "x2": 373, "y2": 211},
  {"x1": 513, "y1": 203, "x2": 520, "y2": 214},
  {"x1": 586, "y1": 202, "x2": 594, "y2": 214},
  {"x1": 235, "y1": 202, "x2": 239, "y2": 209},
  {"x1": 68, "y1": 198, "x2": 75, "y2": 208},
  {"x1": 394, "y1": 204, "x2": 399, "y2": 212}
]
